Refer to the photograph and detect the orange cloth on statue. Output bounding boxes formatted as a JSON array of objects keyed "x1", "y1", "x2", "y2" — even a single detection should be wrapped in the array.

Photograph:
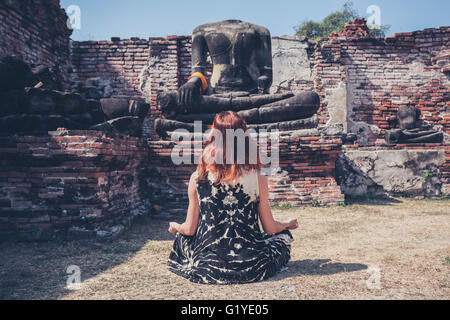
[{"x1": 189, "y1": 72, "x2": 208, "y2": 94}]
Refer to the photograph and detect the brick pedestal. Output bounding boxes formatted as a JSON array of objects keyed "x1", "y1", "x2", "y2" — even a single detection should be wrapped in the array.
[{"x1": 0, "y1": 130, "x2": 151, "y2": 241}]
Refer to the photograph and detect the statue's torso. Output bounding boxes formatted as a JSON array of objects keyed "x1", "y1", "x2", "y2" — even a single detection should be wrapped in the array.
[
  {"x1": 193, "y1": 20, "x2": 271, "y2": 93},
  {"x1": 397, "y1": 106, "x2": 419, "y2": 130}
]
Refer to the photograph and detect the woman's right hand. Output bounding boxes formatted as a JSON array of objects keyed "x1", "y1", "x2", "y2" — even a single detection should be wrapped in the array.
[
  {"x1": 168, "y1": 222, "x2": 181, "y2": 234},
  {"x1": 285, "y1": 219, "x2": 299, "y2": 230}
]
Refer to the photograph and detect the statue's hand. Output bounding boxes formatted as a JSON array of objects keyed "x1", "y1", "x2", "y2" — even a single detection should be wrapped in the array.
[
  {"x1": 178, "y1": 77, "x2": 202, "y2": 108},
  {"x1": 257, "y1": 75, "x2": 270, "y2": 94}
]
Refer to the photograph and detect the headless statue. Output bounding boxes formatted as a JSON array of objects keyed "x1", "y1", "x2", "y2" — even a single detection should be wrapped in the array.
[
  {"x1": 155, "y1": 20, "x2": 320, "y2": 137},
  {"x1": 385, "y1": 105, "x2": 443, "y2": 144}
]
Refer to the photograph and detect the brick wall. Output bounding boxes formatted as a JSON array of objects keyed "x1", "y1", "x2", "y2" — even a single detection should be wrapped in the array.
[
  {"x1": 145, "y1": 37, "x2": 189, "y2": 138},
  {"x1": 1, "y1": 14, "x2": 449, "y2": 241},
  {"x1": 148, "y1": 133, "x2": 345, "y2": 210},
  {"x1": 0, "y1": 130, "x2": 344, "y2": 241},
  {"x1": 70, "y1": 38, "x2": 150, "y2": 99},
  {"x1": 4, "y1": 128, "x2": 448, "y2": 241},
  {"x1": 315, "y1": 20, "x2": 450, "y2": 143},
  {"x1": 65, "y1": 20, "x2": 449, "y2": 208},
  {"x1": 69, "y1": 22, "x2": 449, "y2": 144},
  {"x1": 0, "y1": 130, "x2": 152, "y2": 241},
  {"x1": 0, "y1": 0, "x2": 72, "y2": 87},
  {"x1": 270, "y1": 135, "x2": 344, "y2": 206}
]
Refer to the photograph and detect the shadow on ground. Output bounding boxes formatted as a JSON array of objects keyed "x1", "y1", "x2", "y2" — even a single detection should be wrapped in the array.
[
  {"x1": 274, "y1": 259, "x2": 367, "y2": 280},
  {"x1": 0, "y1": 218, "x2": 174, "y2": 300},
  {"x1": 345, "y1": 196, "x2": 403, "y2": 206}
]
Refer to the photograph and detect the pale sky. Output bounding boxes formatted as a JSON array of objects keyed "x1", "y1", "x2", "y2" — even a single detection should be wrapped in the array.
[{"x1": 60, "y1": 0, "x2": 450, "y2": 41}]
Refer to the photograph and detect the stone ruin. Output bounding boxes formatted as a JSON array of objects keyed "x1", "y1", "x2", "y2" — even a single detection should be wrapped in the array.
[
  {"x1": 385, "y1": 105, "x2": 443, "y2": 144},
  {"x1": 154, "y1": 20, "x2": 321, "y2": 138},
  {"x1": 0, "y1": 0, "x2": 449, "y2": 241},
  {"x1": 0, "y1": 56, "x2": 150, "y2": 137}
]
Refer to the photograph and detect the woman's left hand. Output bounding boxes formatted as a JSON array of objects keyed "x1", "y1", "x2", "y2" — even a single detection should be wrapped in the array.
[
  {"x1": 168, "y1": 222, "x2": 181, "y2": 234},
  {"x1": 286, "y1": 219, "x2": 299, "y2": 230}
]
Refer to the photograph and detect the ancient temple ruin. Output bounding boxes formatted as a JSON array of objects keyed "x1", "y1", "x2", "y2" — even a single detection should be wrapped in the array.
[{"x1": 0, "y1": 1, "x2": 449, "y2": 241}]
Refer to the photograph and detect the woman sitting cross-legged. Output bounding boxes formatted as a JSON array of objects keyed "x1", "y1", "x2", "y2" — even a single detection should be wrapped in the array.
[{"x1": 167, "y1": 110, "x2": 299, "y2": 284}]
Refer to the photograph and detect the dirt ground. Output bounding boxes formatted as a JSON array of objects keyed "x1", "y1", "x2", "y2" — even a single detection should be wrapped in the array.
[{"x1": 0, "y1": 198, "x2": 449, "y2": 300}]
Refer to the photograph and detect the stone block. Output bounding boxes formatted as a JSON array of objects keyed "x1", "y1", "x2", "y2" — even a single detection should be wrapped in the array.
[{"x1": 336, "y1": 148, "x2": 447, "y2": 197}]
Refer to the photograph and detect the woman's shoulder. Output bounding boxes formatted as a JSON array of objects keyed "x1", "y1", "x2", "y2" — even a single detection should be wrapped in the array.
[
  {"x1": 256, "y1": 171, "x2": 266, "y2": 182},
  {"x1": 191, "y1": 171, "x2": 199, "y2": 180},
  {"x1": 192, "y1": 169, "x2": 215, "y2": 185}
]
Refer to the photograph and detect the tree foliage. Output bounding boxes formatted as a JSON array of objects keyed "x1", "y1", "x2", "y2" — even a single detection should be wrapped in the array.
[{"x1": 295, "y1": 1, "x2": 390, "y2": 40}]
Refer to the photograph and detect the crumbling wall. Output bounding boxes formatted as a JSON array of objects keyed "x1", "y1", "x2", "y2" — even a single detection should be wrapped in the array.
[
  {"x1": 270, "y1": 35, "x2": 315, "y2": 94},
  {"x1": 313, "y1": 20, "x2": 450, "y2": 199},
  {"x1": 70, "y1": 38, "x2": 150, "y2": 99},
  {"x1": 76, "y1": 22, "x2": 448, "y2": 144},
  {"x1": 70, "y1": 35, "x2": 316, "y2": 138},
  {"x1": 0, "y1": 130, "x2": 154, "y2": 241},
  {"x1": 314, "y1": 19, "x2": 450, "y2": 144},
  {"x1": 148, "y1": 132, "x2": 345, "y2": 209},
  {"x1": 336, "y1": 144, "x2": 448, "y2": 197},
  {"x1": 0, "y1": 0, "x2": 72, "y2": 87},
  {"x1": 68, "y1": 21, "x2": 450, "y2": 201}
]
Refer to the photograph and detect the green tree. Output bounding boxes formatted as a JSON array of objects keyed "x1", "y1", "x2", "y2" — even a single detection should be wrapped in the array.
[
  {"x1": 368, "y1": 24, "x2": 391, "y2": 38},
  {"x1": 295, "y1": 1, "x2": 390, "y2": 40}
]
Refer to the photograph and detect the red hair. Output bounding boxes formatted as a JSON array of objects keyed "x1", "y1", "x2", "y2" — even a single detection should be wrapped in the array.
[{"x1": 197, "y1": 111, "x2": 262, "y2": 184}]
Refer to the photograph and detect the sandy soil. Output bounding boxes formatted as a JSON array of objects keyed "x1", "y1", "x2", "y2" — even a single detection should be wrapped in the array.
[{"x1": 0, "y1": 198, "x2": 449, "y2": 300}]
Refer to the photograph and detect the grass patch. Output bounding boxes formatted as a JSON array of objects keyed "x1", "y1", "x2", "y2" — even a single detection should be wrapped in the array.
[
  {"x1": 423, "y1": 171, "x2": 432, "y2": 181},
  {"x1": 1, "y1": 198, "x2": 449, "y2": 300},
  {"x1": 271, "y1": 202, "x2": 293, "y2": 210}
]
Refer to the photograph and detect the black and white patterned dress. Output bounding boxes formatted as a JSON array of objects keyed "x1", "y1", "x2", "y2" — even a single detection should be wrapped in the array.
[{"x1": 168, "y1": 170, "x2": 293, "y2": 284}]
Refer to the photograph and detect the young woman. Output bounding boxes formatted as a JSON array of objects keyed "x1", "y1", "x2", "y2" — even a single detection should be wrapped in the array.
[{"x1": 168, "y1": 111, "x2": 298, "y2": 284}]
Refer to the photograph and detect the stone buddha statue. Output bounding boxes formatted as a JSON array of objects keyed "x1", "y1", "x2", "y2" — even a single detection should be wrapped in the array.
[
  {"x1": 155, "y1": 20, "x2": 320, "y2": 137},
  {"x1": 385, "y1": 105, "x2": 443, "y2": 144}
]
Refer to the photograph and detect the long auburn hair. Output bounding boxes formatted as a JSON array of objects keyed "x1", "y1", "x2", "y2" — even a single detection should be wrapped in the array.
[{"x1": 197, "y1": 111, "x2": 262, "y2": 184}]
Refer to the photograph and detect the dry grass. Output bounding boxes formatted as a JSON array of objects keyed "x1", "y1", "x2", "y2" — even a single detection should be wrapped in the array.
[{"x1": 0, "y1": 198, "x2": 449, "y2": 300}]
